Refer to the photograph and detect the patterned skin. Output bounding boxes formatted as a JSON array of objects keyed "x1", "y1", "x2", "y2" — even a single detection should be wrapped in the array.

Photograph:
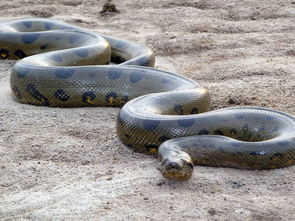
[{"x1": 1, "y1": 18, "x2": 295, "y2": 180}]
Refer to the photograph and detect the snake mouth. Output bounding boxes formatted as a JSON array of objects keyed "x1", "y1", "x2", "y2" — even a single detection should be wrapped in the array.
[{"x1": 159, "y1": 158, "x2": 194, "y2": 180}]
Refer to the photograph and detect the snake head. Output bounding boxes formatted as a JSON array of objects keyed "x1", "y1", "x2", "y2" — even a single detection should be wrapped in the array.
[{"x1": 158, "y1": 157, "x2": 194, "y2": 180}]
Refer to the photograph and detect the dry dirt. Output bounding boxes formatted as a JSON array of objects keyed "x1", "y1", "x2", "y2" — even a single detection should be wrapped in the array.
[{"x1": 0, "y1": 0, "x2": 295, "y2": 220}]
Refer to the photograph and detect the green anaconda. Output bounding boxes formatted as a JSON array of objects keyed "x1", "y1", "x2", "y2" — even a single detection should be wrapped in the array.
[{"x1": 1, "y1": 18, "x2": 294, "y2": 180}]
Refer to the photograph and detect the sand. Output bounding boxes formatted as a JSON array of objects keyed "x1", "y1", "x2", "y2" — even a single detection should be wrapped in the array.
[{"x1": 0, "y1": 0, "x2": 295, "y2": 220}]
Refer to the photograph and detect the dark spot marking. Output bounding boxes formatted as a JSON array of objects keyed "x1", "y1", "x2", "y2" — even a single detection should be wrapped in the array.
[
  {"x1": 174, "y1": 104, "x2": 184, "y2": 115},
  {"x1": 25, "y1": 83, "x2": 50, "y2": 106},
  {"x1": 124, "y1": 133, "x2": 131, "y2": 139},
  {"x1": 68, "y1": 35, "x2": 81, "y2": 44},
  {"x1": 55, "y1": 68, "x2": 75, "y2": 79},
  {"x1": 14, "y1": 50, "x2": 27, "y2": 59},
  {"x1": 177, "y1": 119, "x2": 195, "y2": 127},
  {"x1": 129, "y1": 70, "x2": 144, "y2": 83},
  {"x1": 54, "y1": 89, "x2": 70, "y2": 102},
  {"x1": 0, "y1": 49, "x2": 9, "y2": 59},
  {"x1": 230, "y1": 128, "x2": 237, "y2": 135},
  {"x1": 73, "y1": 48, "x2": 89, "y2": 58},
  {"x1": 191, "y1": 107, "x2": 198, "y2": 114},
  {"x1": 198, "y1": 128, "x2": 209, "y2": 135},
  {"x1": 44, "y1": 22, "x2": 54, "y2": 30},
  {"x1": 108, "y1": 68, "x2": 122, "y2": 79},
  {"x1": 82, "y1": 91, "x2": 96, "y2": 104},
  {"x1": 40, "y1": 45, "x2": 48, "y2": 50},
  {"x1": 120, "y1": 95, "x2": 129, "y2": 105},
  {"x1": 143, "y1": 120, "x2": 160, "y2": 131},
  {"x1": 214, "y1": 129, "x2": 224, "y2": 135},
  {"x1": 21, "y1": 33, "x2": 41, "y2": 44},
  {"x1": 105, "y1": 92, "x2": 117, "y2": 104},
  {"x1": 22, "y1": 21, "x2": 32, "y2": 28}
]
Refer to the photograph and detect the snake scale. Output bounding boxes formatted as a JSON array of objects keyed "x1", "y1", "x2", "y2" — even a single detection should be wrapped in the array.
[{"x1": 1, "y1": 18, "x2": 295, "y2": 180}]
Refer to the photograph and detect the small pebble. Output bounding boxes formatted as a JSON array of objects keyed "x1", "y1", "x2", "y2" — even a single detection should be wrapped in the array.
[
  {"x1": 81, "y1": 160, "x2": 90, "y2": 165},
  {"x1": 208, "y1": 208, "x2": 217, "y2": 216},
  {"x1": 100, "y1": 0, "x2": 120, "y2": 16}
]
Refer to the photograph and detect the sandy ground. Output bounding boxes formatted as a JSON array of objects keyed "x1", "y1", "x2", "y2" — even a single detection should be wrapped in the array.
[{"x1": 0, "y1": 0, "x2": 295, "y2": 220}]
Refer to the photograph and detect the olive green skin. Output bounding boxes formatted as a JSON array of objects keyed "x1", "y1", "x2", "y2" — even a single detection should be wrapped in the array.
[{"x1": 1, "y1": 18, "x2": 295, "y2": 180}]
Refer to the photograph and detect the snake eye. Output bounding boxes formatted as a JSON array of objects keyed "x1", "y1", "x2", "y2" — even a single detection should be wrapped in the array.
[{"x1": 181, "y1": 159, "x2": 194, "y2": 169}]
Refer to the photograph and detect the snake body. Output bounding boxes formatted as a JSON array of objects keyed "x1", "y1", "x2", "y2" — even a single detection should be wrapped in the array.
[{"x1": 1, "y1": 18, "x2": 295, "y2": 180}]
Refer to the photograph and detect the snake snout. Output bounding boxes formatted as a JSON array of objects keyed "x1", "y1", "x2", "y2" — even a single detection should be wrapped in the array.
[{"x1": 159, "y1": 158, "x2": 194, "y2": 180}]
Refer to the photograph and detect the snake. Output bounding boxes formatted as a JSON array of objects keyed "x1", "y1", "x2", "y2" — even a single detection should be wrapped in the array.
[{"x1": 1, "y1": 18, "x2": 295, "y2": 180}]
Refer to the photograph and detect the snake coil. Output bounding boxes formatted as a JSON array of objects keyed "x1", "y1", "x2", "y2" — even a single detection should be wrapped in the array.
[{"x1": 1, "y1": 18, "x2": 295, "y2": 180}]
